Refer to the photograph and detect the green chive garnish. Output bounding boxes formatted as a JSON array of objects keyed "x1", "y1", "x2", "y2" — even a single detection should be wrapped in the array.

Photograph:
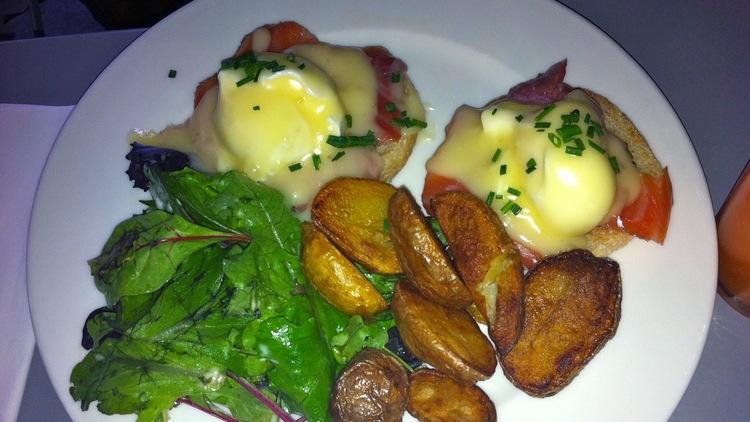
[
  {"x1": 391, "y1": 73, "x2": 401, "y2": 83},
  {"x1": 286, "y1": 52, "x2": 296, "y2": 62},
  {"x1": 327, "y1": 131, "x2": 376, "y2": 148},
  {"x1": 345, "y1": 114, "x2": 352, "y2": 128},
  {"x1": 168, "y1": 69, "x2": 177, "y2": 78},
  {"x1": 253, "y1": 105, "x2": 261, "y2": 111},
  {"x1": 535, "y1": 104, "x2": 556, "y2": 121},
  {"x1": 609, "y1": 156, "x2": 621, "y2": 173},
  {"x1": 565, "y1": 146, "x2": 584, "y2": 156},
  {"x1": 288, "y1": 163, "x2": 302, "y2": 172},
  {"x1": 298, "y1": 63, "x2": 306, "y2": 70},
  {"x1": 526, "y1": 158, "x2": 537, "y2": 173},
  {"x1": 507, "y1": 187, "x2": 521, "y2": 196},
  {"x1": 492, "y1": 108, "x2": 498, "y2": 115},
  {"x1": 500, "y1": 164, "x2": 507, "y2": 175},
  {"x1": 491, "y1": 148, "x2": 502, "y2": 163},
  {"x1": 515, "y1": 114, "x2": 524, "y2": 122},
  {"x1": 332, "y1": 151, "x2": 346, "y2": 161},
  {"x1": 584, "y1": 113, "x2": 591, "y2": 124},
  {"x1": 556, "y1": 125, "x2": 582, "y2": 140},
  {"x1": 588, "y1": 139, "x2": 605, "y2": 154},
  {"x1": 312, "y1": 154, "x2": 321, "y2": 170},
  {"x1": 411, "y1": 119, "x2": 428, "y2": 129},
  {"x1": 510, "y1": 203, "x2": 522, "y2": 215},
  {"x1": 534, "y1": 122, "x2": 551, "y2": 129},
  {"x1": 486, "y1": 191, "x2": 496, "y2": 206},
  {"x1": 501, "y1": 200, "x2": 518, "y2": 214},
  {"x1": 383, "y1": 219, "x2": 390, "y2": 232},
  {"x1": 385, "y1": 102, "x2": 397, "y2": 113},
  {"x1": 548, "y1": 133, "x2": 562, "y2": 147}
]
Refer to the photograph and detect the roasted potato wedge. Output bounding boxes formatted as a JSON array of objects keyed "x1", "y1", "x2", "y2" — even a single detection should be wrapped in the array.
[
  {"x1": 301, "y1": 223, "x2": 387, "y2": 317},
  {"x1": 407, "y1": 368, "x2": 496, "y2": 422},
  {"x1": 391, "y1": 281, "x2": 496, "y2": 383},
  {"x1": 330, "y1": 348, "x2": 409, "y2": 422},
  {"x1": 311, "y1": 178, "x2": 401, "y2": 274},
  {"x1": 501, "y1": 249, "x2": 621, "y2": 397},
  {"x1": 432, "y1": 191, "x2": 524, "y2": 355},
  {"x1": 388, "y1": 188, "x2": 472, "y2": 309}
]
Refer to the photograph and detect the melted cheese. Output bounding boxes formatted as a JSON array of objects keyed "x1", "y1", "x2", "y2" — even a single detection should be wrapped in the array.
[{"x1": 426, "y1": 89, "x2": 641, "y2": 255}]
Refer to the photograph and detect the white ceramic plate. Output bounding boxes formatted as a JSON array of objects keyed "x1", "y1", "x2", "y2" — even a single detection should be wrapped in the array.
[{"x1": 27, "y1": 0, "x2": 717, "y2": 421}]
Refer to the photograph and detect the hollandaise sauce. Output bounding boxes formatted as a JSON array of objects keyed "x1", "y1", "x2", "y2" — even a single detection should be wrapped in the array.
[
  {"x1": 132, "y1": 44, "x2": 424, "y2": 210},
  {"x1": 426, "y1": 90, "x2": 641, "y2": 255}
]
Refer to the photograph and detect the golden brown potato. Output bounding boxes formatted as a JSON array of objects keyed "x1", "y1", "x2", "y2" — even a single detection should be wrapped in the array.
[
  {"x1": 301, "y1": 222, "x2": 387, "y2": 317},
  {"x1": 407, "y1": 368, "x2": 496, "y2": 422},
  {"x1": 311, "y1": 178, "x2": 401, "y2": 274},
  {"x1": 388, "y1": 188, "x2": 472, "y2": 309},
  {"x1": 330, "y1": 348, "x2": 409, "y2": 422},
  {"x1": 501, "y1": 249, "x2": 621, "y2": 397},
  {"x1": 432, "y1": 191, "x2": 524, "y2": 355},
  {"x1": 391, "y1": 281, "x2": 496, "y2": 383}
]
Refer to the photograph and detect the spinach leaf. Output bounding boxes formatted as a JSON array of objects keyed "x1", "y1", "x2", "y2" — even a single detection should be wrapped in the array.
[{"x1": 89, "y1": 210, "x2": 249, "y2": 305}]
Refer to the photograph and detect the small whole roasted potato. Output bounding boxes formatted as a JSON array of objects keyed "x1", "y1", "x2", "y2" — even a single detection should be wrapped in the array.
[
  {"x1": 330, "y1": 348, "x2": 409, "y2": 422},
  {"x1": 388, "y1": 187, "x2": 472, "y2": 309},
  {"x1": 301, "y1": 222, "x2": 387, "y2": 317},
  {"x1": 391, "y1": 281, "x2": 496, "y2": 384},
  {"x1": 407, "y1": 368, "x2": 497, "y2": 422},
  {"x1": 311, "y1": 178, "x2": 402, "y2": 274},
  {"x1": 432, "y1": 191, "x2": 524, "y2": 355},
  {"x1": 501, "y1": 249, "x2": 622, "y2": 397}
]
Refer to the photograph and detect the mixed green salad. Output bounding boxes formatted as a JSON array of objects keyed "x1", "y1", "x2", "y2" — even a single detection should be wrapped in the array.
[{"x1": 70, "y1": 145, "x2": 405, "y2": 422}]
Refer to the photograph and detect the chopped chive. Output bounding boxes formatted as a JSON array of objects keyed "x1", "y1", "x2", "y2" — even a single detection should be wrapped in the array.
[
  {"x1": 535, "y1": 104, "x2": 556, "y2": 121},
  {"x1": 345, "y1": 114, "x2": 352, "y2": 128},
  {"x1": 492, "y1": 108, "x2": 498, "y2": 115},
  {"x1": 499, "y1": 164, "x2": 507, "y2": 175},
  {"x1": 401, "y1": 110, "x2": 408, "y2": 117},
  {"x1": 312, "y1": 154, "x2": 321, "y2": 170},
  {"x1": 565, "y1": 146, "x2": 584, "y2": 156},
  {"x1": 383, "y1": 219, "x2": 390, "y2": 232},
  {"x1": 253, "y1": 105, "x2": 261, "y2": 111},
  {"x1": 548, "y1": 133, "x2": 562, "y2": 147},
  {"x1": 327, "y1": 131, "x2": 376, "y2": 148},
  {"x1": 574, "y1": 138, "x2": 585, "y2": 150},
  {"x1": 507, "y1": 187, "x2": 521, "y2": 196},
  {"x1": 501, "y1": 200, "x2": 518, "y2": 214},
  {"x1": 390, "y1": 72, "x2": 401, "y2": 83},
  {"x1": 486, "y1": 191, "x2": 496, "y2": 206},
  {"x1": 588, "y1": 139, "x2": 606, "y2": 154},
  {"x1": 515, "y1": 114, "x2": 524, "y2": 122},
  {"x1": 332, "y1": 151, "x2": 346, "y2": 161},
  {"x1": 609, "y1": 156, "x2": 621, "y2": 173},
  {"x1": 586, "y1": 125, "x2": 595, "y2": 138},
  {"x1": 236, "y1": 76, "x2": 254, "y2": 87},
  {"x1": 286, "y1": 52, "x2": 296, "y2": 62},
  {"x1": 411, "y1": 119, "x2": 428, "y2": 129},
  {"x1": 584, "y1": 113, "x2": 591, "y2": 124},
  {"x1": 561, "y1": 112, "x2": 579, "y2": 125},
  {"x1": 288, "y1": 162, "x2": 302, "y2": 172},
  {"x1": 168, "y1": 69, "x2": 177, "y2": 78},
  {"x1": 297, "y1": 63, "x2": 306, "y2": 70},
  {"x1": 491, "y1": 148, "x2": 502, "y2": 163},
  {"x1": 556, "y1": 125, "x2": 583, "y2": 140},
  {"x1": 526, "y1": 158, "x2": 537, "y2": 173},
  {"x1": 510, "y1": 203, "x2": 522, "y2": 215},
  {"x1": 534, "y1": 122, "x2": 551, "y2": 129},
  {"x1": 385, "y1": 102, "x2": 397, "y2": 113}
]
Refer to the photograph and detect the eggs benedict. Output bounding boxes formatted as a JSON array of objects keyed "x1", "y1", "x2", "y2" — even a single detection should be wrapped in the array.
[
  {"x1": 423, "y1": 60, "x2": 672, "y2": 263},
  {"x1": 131, "y1": 22, "x2": 425, "y2": 209}
]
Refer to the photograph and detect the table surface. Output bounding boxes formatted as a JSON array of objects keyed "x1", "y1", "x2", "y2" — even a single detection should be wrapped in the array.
[{"x1": 2, "y1": 0, "x2": 749, "y2": 421}]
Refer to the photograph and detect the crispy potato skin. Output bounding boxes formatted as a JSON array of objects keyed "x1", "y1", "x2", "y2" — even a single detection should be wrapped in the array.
[
  {"x1": 388, "y1": 188, "x2": 472, "y2": 309},
  {"x1": 301, "y1": 223, "x2": 387, "y2": 317},
  {"x1": 391, "y1": 282, "x2": 496, "y2": 383},
  {"x1": 330, "y1": 348, "x2": 409, "y2": 422},
  {"x1": 407, "y1": 369, "x2": 497, "y2": 422},
  {"x1": 311, "y1": 178, "x2": 402, "y2": 274},
  {"x1": 432, "y1": 191, "x2": 524, "y2": 355},
  {"x1": 501, "y1": 249, "x2": 621, "y2": 397}
]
